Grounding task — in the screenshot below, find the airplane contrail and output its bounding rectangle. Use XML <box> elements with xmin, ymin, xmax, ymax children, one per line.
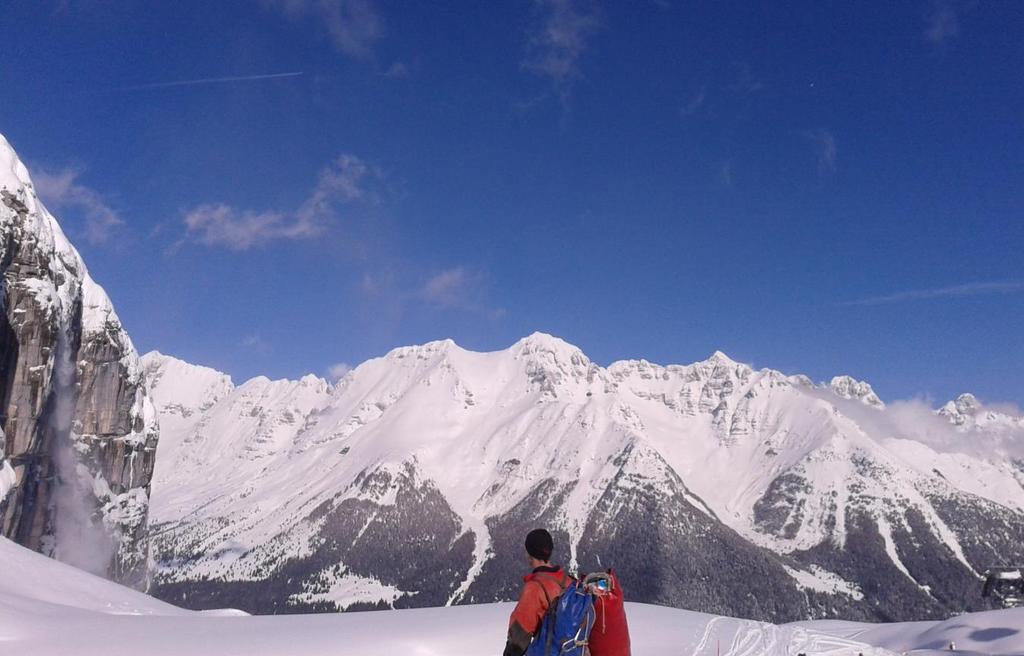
<box><xmin>118</xmin><ymin>71</ymin><xmax>304</xmax><ymax>91</ymax></box>
<box><xmin>839</xmin><ymin>280</ymin><xmax>1024</xmax><ymax>306</ymax></box>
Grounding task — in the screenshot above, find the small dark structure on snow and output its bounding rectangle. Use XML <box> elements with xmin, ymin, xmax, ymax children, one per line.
<box><xmin>982</xmin><ymin>567</ymin><xmax>1024</xmax><ymax>608</ymax></box>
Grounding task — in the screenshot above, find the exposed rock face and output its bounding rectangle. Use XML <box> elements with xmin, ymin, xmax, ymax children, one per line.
<box><xmin>0</xmin><ymin>134</ymin><xmax>158</xmax><ymax>585</ymax></box>
<box><xmin>143</xmin><ymin>336</ymin><xmax>1024</xmax><ymax>622</ymax></box>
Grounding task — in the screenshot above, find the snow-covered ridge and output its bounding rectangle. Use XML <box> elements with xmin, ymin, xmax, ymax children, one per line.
<box><xmin>158</xmin><ymin>330</ymin><xmax>1002</xmax><ymax>417</ymax></box>
<box><xmin>158</xmin><ymin>332</ymin><xmax>1018</xmax><ymax>439</ymax></box>
<box><xmin>144</xmin><ymin>333</ymin><xmax>1024</xmax><ymax>620</ymax></box>
<box><xmin>0</xmin><ymin>134</ymin><xmax>141</xmax><ymax>383</ymax></box>
<box><xmin>0</xmin><ymin>134</ymin><xmax>33</xmax><ymax>190</ymax></box>
<box><xmin>141</xmin><ymin>351</ymin><xmax>236</xmax><ymax>415</ymax></box>
<box><xmin>940</xmin><ymin>392</ymin><xmax>1024</xmax><ymax>432</ymax></box>
<box><xmin>1</xmin><ymin>135</ymin><xmax>117</xmax><ymax>334</ymax></box>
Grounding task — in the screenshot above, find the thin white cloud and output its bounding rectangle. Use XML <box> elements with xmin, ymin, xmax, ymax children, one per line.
<box><xmin>294</xmin><ymin>154</ymin><xmax>373</xmax><ymax>228</ymax></box>
<box><xmin>719</xmin><ymin>160</ymin><xmax>734</xmax><ymax>187</ymax></box>
<box><xmin>728</xmin><ymin>63</ymin><xmax>763</xmax><ymax>94</ymax></box>
<box><xmin>813</xmin><ymin>391</ymin><xmax>1024</xmax><ymax>461</ymax></box>
<box><xmin>840</xmin><ymin>281</ymin><xmax>1024</xmax><ymax>307</ymax></box>
<box><xmin>32</xmin><ymin>167</ymin><xmax>124</xmax><ymax>244</ymax></box>
<box><xmin>359</xmin><ymin>270</ymin><xmax>394</xmax><ymax>298</ymax></box>
<box><xmin>241</xmin><ymin>333</ymin><xmax>271</xmax><ymax>353</ymax></box>
<box><xmin>512</xmin><ymin>93</ymin><xmax>549</xmax><ymax>114</ymax></box>
<box><xmin>421</xmin><ymin>267</ymin><xmax>471</xmax><ymax>309</ymax></box>
<box><xmin>183</xmin><ymin>154</ymin><xmax>377</xmax><ymax>251</ymax></box>
<box><xmin>183</xmin><ymin>205</ymin><xmax>290</xmax><ymax>250</ymax></box>
<box><xmin>327</xmin><ymin>362</ymin><xmax>353</xmax><ymax>381</ymax></box>
<box><xmin>680</xmin><ymin>87</ymin><xmax>707</xmax><ymax>118</ymax></box>
<box><xmin>265</xmin><ymin>0</ymin><xmax>383</xmax><ymax>59</ymax></box>
<box><xmin>118</xmin><ymin>71</ymin><xmax>303</xmax><ymax>91</ymax></box>
<box><xmin>523</xmin><ymin>0</ymin><xmax>602</xmax><ymax>105</ymax></box>
<box><xmin>418</xmin><ymin>266</ymin><xmax>505</xmax><ymax>319</ymax></box>
<box><xmin>925</xmin><ymin>1</ymin><xmax>958</xmax><ymax>44</ymax></box>
<box><xmin>383</xmin><ymin>62</ymin><xmax>410</xmax><ymax>79</ymax></box>
<box><xmin>803</xmin><ymin>129</ymin><xmax>837</xmax><ymax>176</ymax></box>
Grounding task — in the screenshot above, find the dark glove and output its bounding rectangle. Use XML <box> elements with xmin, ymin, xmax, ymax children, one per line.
<box><xmin>502</xmin><ymin>639</ymin><xmax>526</xmax><ymax>656</ymax></box>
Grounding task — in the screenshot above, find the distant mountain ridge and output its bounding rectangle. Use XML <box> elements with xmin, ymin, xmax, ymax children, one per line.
<box><xmin>143</xmin><ymin>336</ymin><xmax>1024</xmax><ymax>621</ymax></box>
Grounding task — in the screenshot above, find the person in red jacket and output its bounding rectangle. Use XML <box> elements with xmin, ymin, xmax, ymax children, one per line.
<box><xmin>502</xmin><ymin>528</ymin><xmax>572</xmax><ymax>656</ymax></box>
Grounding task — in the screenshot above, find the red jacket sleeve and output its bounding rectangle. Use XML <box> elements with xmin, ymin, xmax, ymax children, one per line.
<box><xmin>507</xmin><ymin>580</ymin><xmax>548</xmax><ymax>650</ymax></box>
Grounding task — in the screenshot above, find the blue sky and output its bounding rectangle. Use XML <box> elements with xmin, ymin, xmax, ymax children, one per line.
<box><xmin>2</xmin><ymin>1</ymin><xmax>1022</xmax><ymax>404</ymax></box>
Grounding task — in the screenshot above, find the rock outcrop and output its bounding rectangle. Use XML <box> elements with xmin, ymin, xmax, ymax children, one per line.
<box><xmin>830</xmin><ymin>375</ymin><xmax>885</xmax><ymax>409</ymax></box>
<box><xmin>0</xmin><ymin>134</ymin><xmax>158</xmax><ymax>585</ymax></box>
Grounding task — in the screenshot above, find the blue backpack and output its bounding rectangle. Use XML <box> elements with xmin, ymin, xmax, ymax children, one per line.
<box><xmin>526</xmin><ymin>576</ymin><xmax>596</xmax><ymax>656</ymax></box>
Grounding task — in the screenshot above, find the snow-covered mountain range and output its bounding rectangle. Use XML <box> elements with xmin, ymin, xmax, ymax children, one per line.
<box><xmin>143</xmin><ymin>338</ymin><xmax>1024</xmax><ymax>622</ymax></box>
<box><xmin>0</xmin><ymin>134</ymin><xmax>158</xmax><ymax>584</ymax></box>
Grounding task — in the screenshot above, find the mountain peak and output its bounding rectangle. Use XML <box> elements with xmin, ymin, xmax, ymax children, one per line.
<box><xmin>709</xmin><ymin>350</ymin><xmax>738</xmax><ymax>364</ymax></box>
<box><xmin>954</xmin><ymin>393</ymin><xmax>980</xmax><ymax>414</ymax></box>
<box><xmin>513</xmin><ymin>332</ymin><xmax>591</xmax><ymax>365</ymax></box>
<box><xmin>691</xmin><ymin>350</ymin><xmax>750</xmax><ymax>373</ymax></box>
<box><xmin>511</xmin><ymin>332</ymin><xmax>596</xmax><ymax>395</ymax></box>
<box><xmin>0</xmin><ymin>133</ymin><xmax>32</xmax><ymax>193</ymax></box>
<box><xmin>514</xmin><ymin>331</ymin><xmax>578</xmax><ymax>351</ymax></box>
<box><xmin>509</xmin><ymin>331</ymin><xmax>589</xmax><ymax>358</ymax></box>
<box><xmin>384</xmin><ymin>338</ymin><xmax>458</xmax><ymax>361</ymax></box>
<box><xmin>938</xmin><ymin>392</ymin><xmax>982</xmax><ymax>426</ymax></box>
<box><xmin>141</xmin><ymin>351</ymin><xmax>235</xmax><ymax>413</ymax></box>
<box><xmin>141</xmin><ymin>350</ymin><xmax>231</xmax><ymax>380</ymax></box>
<box><xmin>829</xmin><ymin>375</ymin><xmax>885</xmax><ymax>409</ymax></box>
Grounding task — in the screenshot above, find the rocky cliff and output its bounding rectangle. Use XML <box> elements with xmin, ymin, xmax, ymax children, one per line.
<box><xmin>0</xmin><ymin>134</ymin><xmax>158</xmax><ymax>585</ymax></box>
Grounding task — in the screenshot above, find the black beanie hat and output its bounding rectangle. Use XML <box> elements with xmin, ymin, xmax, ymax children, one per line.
<box><xmin>525</xmin><ymin>528</ymin><xmax>553</xmax><ymax>561</ymax></box>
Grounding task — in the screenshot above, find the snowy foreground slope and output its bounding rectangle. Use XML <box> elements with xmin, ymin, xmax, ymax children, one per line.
<box><xmin>6</xmin><ymin>537</ymin><xmax>1024</xmax><ymax>656</ymax></box>
<box><xmin>143</xmin><ymin>340</ymin><xmax>1024</xmax><ymax>622</ymax></box>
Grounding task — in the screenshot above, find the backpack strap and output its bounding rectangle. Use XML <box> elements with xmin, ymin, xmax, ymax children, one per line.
<box><xmin>528</xmin><ymin>573</ymin><xmax>571</xmax><ymax>656</ymax></box>
<box><xmin>529</xmin><ymin>572</ymin><xmax>570</xmax><ymax>607</ymax></box>
<box><xmin>532</xmin><ymin>572</ymin><xmax>570</xmax><ymax>593</ymax></box>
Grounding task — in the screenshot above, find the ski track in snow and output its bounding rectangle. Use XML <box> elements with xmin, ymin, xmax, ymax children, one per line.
<box><xmin>691</xmin><ymin>615</ymin><xmax>725</xmax><ymax>654</ymax></box>
<box><xmin>690</xmin><ymin>614</ymin><xmax>896</xmax><ymax>656</ymax></box>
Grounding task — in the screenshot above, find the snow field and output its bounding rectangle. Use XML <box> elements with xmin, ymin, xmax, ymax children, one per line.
<box><xmin>6</xmin><ymin>536</ymin><xmax>1024</xmax><ymax>656</ymax></box>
